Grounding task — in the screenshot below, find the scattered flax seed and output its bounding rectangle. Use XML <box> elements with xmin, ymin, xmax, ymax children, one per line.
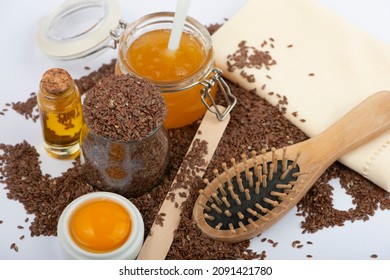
<box><xmin>306</xmin><ymin>254</ymin><xmax>313</xmax><ymax>259</ymax></box>
<box><xmin>25</xmin><ymin>217</ymin><xmax>29</xmax><ymax>223</ymax></box>
<box><xmin>266</xmin><ymin>75</ymin><xmax>272</xmax><ymax>80</ymax></box>
<box><xmin>308</xmin><ymin>73</ymin><xmax>315</xmax><ymax>76</ymax></box>
<box><xmin>287</xmin><ymin>44</ymin><xmax>294</xmax><ymax>48</ymax></box>
<box><xmin>0</xmin><ymin>220</ymin><xmax>3</xmax><ymax>224</ymax></box>
<box><xmin>307</xmin><ymin>241</ymin><xmax>313</xmax><ymax>245</ymax></box>
<box><xmin>20</xmin><ymin>235</ymin><xmax>25</xmax><ymax>240</ymax></box>
<box><xmin>300</xmin><ymin>119</ymin><xmax>306</xmax><ymax>123</ymax></box>
<box><xmin>292</xmin><ymin>240</ymin><xmax>301</xmax><ymax>248</ymax></box>
<box><xmin>272</xmin><ymin>242</ymin><xmax>278</xmax><ymax>248</ymax></box>
<box><xmin>179</xmin><ymin>192</ymin><xmax>187</xmax><ymax>198</ymax></box>
<box><xmin>166</xmin><ymin>192</ymin><xmax>175</xmax><ymax>202</ymax></box>
<box><xmin>10</xmin><ymin>243</ymin><xmax>19</xmax><ymax>252</ymax></box>
<box><xmin>227</xmin><ymin>40</ymin><xmax>277</xmax><ymax>83</ymax></box>
<box><xmin>11</xmin><ymin>94</ymin><xmax>39</xmax><ymax>122</ymax></box>
<box><xmin>297</xmin><ymin>244</ymin><xmax>304</xmax><ymax>249</ymax></box>
<box><xmin>261</xmin><ymin>238</ymin><xmax>267</xmax><ymax>242</ymax></box>
<box><xmin>17</xmin><ymin>225</ymin><xmax>24</xmax><ymax>229</ymax></box>
<box><xmin>370</xmin><ymin>254</ymin><xmax>378</xmax><ymax>259</ymax></box>
<box><xmin>292</xmin><ymin>111</ymin><xmax>298</xmax><ymax>117</ymax></box>
<box><xmin>154</xmin><ymin>212</ymin><xmax>167</xmax><ymax>227</ymax></box>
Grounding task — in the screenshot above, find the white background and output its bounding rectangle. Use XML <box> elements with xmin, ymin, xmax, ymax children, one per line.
<box><xmin>0</xmin><ymin>0</ymin><xmax>390</xmax><ymax>260</ymax></box>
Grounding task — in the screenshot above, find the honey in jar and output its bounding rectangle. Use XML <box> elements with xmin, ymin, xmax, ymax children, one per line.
<box><xmin>37</xmin><ymin>68</ymin><xmax>83</xmax><ymax>159</ymax></box>
<box><xmin>114</xmin><ymin>13</ymin><xmax>236</xmax><ymax>129</ymax></box>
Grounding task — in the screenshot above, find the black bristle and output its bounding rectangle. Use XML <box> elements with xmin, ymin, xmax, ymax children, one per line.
<box><xmin>204</xmin><ymin>159</ymin><xmax>299</xmax><ymax>230</ymax></box>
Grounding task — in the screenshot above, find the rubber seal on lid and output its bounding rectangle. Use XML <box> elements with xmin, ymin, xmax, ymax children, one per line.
<box><xmin>36</xmin><ymin>0</ymin><xmax>121</xmax><ymax>61</ymax></box>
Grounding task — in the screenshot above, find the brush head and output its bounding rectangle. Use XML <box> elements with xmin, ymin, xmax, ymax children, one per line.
<box><xmin>193</xmin><ymin>147</ymin><xmax>305</xmax><ymax>243</ymax></box>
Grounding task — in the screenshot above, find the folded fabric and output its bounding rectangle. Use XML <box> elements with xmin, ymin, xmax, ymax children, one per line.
<box><xmin>212</xmin><ymin>0</ymin><xmax>390</xmax><ymax>191</ymax></box>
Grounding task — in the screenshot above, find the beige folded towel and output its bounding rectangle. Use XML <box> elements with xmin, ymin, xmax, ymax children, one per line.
<box><xmin>212</xmin><ymin>0</ymin><xmax>390</xmax><ymax>191</ymax></box>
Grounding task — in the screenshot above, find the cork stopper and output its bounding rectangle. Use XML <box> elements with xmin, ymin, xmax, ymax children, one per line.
<box><xmin>40</xmin><ymin>68</ymin><xmax>73</xmax><ymax>96</ymax></box>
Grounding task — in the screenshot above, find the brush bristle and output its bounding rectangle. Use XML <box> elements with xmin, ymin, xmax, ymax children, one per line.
<box><xmin>200</xmin><ymin>148</ymin><xmax>301</xmax><ymax>232</ymax></box>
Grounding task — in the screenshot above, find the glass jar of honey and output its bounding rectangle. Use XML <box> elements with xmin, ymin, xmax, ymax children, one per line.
<box><xmin>111</xmin><ymin>13</ymin><xmax>237</xmax><ymax>129</ymax></box>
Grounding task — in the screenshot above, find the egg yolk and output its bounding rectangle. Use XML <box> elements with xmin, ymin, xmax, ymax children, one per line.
<box><xmin>69</xmin><ymin>199</ymin><xmax>132</xmax><ymax>253</ymax></box>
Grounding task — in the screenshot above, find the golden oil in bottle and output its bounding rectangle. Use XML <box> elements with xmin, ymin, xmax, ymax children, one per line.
<box><xmin>37</xmin><ymin>68</ymin><xmax>83</xmax><ymax>159</ymax></box>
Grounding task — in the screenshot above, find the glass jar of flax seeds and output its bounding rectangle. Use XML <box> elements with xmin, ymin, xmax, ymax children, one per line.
<box><xmin>80</xmin><ymin>74</ymin><xmax>169</xmax><ymax>198</ymax></box>
<box><xmin>37</xmin><ymin>68</ymin><xmax>83</xmax><ymax>159</ymax></box>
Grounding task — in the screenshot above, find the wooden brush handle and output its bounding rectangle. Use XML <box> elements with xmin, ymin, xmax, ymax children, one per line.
<box><xmin>312</xmin><ymin>90</ymin><xmax>390</xmax><ymax>162</ymax></box>
<box><xmin>137</xmin><ymin>106</ymin><xmax>230</xmax><ymax>260</ymax></box>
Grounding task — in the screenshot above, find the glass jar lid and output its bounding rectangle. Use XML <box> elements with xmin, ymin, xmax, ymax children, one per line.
<box><xmin>36</xmin><ymin>0</ymin><xmax>121</xmax><ymax>61</ymax></box>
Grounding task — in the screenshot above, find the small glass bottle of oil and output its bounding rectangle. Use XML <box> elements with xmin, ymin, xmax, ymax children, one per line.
<box><xmin>37</xmin><ymin>68</ymin><xmax>83</xmax><ymax>159</ymax></box>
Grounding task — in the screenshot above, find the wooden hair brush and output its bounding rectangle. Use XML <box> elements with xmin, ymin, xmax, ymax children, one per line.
<box><xmin>193</xmin><ymin>91</ymin><xmax>390</xmax><ymax>243</ymax></box>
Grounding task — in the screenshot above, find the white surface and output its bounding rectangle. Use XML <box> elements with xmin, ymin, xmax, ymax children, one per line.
<box><xmin>0</xmin><ymin>0</ymin><xmax>390</xmax><ymax>260</ymax></box>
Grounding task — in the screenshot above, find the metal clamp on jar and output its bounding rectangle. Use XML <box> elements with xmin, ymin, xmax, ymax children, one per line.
<box><xmin>36</xmin><ymin>0</ymin><xmax>236</xmax><ymax>129</ymax></box>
